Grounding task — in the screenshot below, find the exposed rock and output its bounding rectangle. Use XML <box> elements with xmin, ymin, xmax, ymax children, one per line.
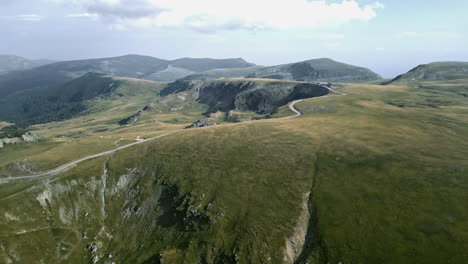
<box><xmin>22</xmin><ymin>132</ymin><xmax>39</xmax><ymax>143</ymax></box>
<box><xmin>8</xmin><ymin>160</ymin><xmax>36</xmax><ymax>175</ymax></box>
<box><xmin>0</xmin><ymin>137</ymin><xmax>22</xmax><ymax>148</ymax></box>
<box><xmin>225</xmin><ymin>111</ymin><xmax>243</xmax><ymax>123</ymax></box>
<box><xmin>161</xmin><ymin>80</ymin><xmax>330</xmax><ymax>116</ymax></box>
<box><xmin>159</xmin><ymin>80</ymin><xmax>204</xmax><ymax>96</ymax></box>
<box><xmin>118</xmin><ymin>104</ymin><xmax>159</xmax><ymax>126</ymax></box>
<box><xmin>143</xmin><ymin>104</ymin><xmax>155</xmax><ymax>111</ymax></box>
<box><xmin>0</xmin><ymin>131</ymin><xmax>39</xmax><ymax>148</ymax></box>
<box><xmin>119</xmin><ymin>110</ymin><xmax>144</xmax><ymax>125</ymax></box>
<box><xmin>284</xmin><ymin>192</ymin><xmax>311</xmax><ymax>264</ymax></box>
<box><xmin>209</xmin><ymin>111</ymin><xmax>224</xmax><ymax>119</ymax></box>
<box><xmin>185</xmin><ymin>119</ymin><xmax>215</xmax><ymax>129</ymax></box>
<box><xmin>169</xmin><ymin>106</ymin><xmax>184</xmax><ymax>112</ymax></box>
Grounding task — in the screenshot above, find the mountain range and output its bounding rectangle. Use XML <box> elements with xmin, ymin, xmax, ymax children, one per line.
<box><xmin>0</xmin><ymin>54</ymin><xmax>383</xmax><ymax>125</ymax></box>
<box><xmin>0</xmin><ymin>54</ymin><xmax>467</xmax><ymax>264</ymax></box>
<box><xmin>0</xmin><ymin>55</ymin><xmax>253</xmax><ymax>98</ymax></box>
<box><xmin>0</xmin><ymin>55</ymin><xmax>55</xmax><ymax>75</ymax></box>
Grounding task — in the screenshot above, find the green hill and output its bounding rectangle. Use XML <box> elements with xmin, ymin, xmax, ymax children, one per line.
<box><xmin>0</xmin><ymin>55</ymin><xmax>52</xmax><ymax>75</ymax></box>
<box><xmin>246</xmin><ymin>58</ymin><xmax>382</xmax><ymax>82</ymax></box>
<box><xmin>179</xmin><ymin>65</ymin><xmax>266</xmax><ymax>81</ymax></box>
<box><xmin>169</xmin><ymin>57</ymin><xmax>254</xmax><ymax>72</ymax></box>
<box><xmin>144</xmin><ymin>66</ymin><xmax>196</xmax><ymax>82</ymax></box>
<box><xmin>0</xmin><ymin>80</ymin><xmax>467</xmax><ymax>264</ymax></box>
<box><xmin>387</xmin><ymin>61</ymin><xmax>468</xmax><ymax>83</ymax></box>
<box><xmin>0</xmin><ymin>55</ymin><xmax>168</xmax><ymax>98</ymax></box>
<box><xmin>0</xmin><ymin>73</ymin><xmax>125</xmax><ymax>125</ymax></box>
<box><xmin>0</xmin><ymin>55</ymin><xmax>256</xmax><ymax>99</ymax></box>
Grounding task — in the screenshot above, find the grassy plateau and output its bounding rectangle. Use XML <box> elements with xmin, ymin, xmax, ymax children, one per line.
<box><xmin>0</xmin><ymin>78</ymin><xmax>467</xmax><ymax>263</ymax></box>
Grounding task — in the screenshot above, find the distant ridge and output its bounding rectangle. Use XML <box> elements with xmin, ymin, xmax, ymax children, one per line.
<box><xmin>0</xmin><ymin>54</ymin><xmax>255</xmax><ymax>98</ymax></box>
<box><xmin>246</xmin><ymin>58</ymin><xmax>382</xmax><ymax>82</ymax></box>
<box><xmin>0</xmin><ymin>55</ymin><xmax>55</xmax><ymax>75</ymax></box>
<box><xmin>386</xmin><ymin>61</ymin><xmax>468</xmax><ymax>84</ymax></box>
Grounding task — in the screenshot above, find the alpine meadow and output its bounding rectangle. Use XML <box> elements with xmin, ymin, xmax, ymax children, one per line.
<box><xmin>0</xmin><ymin>0</ymin><xmax>467</xmax><ymax>264</ymax></box>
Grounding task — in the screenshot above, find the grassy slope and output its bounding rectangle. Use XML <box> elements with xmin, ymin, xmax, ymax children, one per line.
<box><xmin>389</xmin><ymin>61</ymin><xmax>468</xmax><ymax>84</ymax></box>
<box><xmin>0</xmin><ymin>79</ymin><xmax>467</xmax><ymax>263</ymax></box>
<box><xmin>0</xmin><ymin>77</ymin><xmax>207</xmax><ymax>174</ymax></box>
<box><xmin>293</xmin><ymin>81</ymin><xmax>468</xmax><ymax>263</ymax></box>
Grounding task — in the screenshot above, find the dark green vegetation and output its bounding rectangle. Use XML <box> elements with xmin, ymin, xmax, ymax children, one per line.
<box><xmin>0</xmin><ymin>126</ymin><xmax>29</xmax><ymax>138</ymax></box>
<box><xmin>0</xmin><ymin>55</ymin><xmax>253</xmax><ymax>98</ymax></box>
<box><xmin>0</xmin><ymin>55</ymin><xmax>381</xmax><ymax>126</ymax></box>
<box><xmin>0</xmin><ymin>55</ymin><xmax>55</xmax><ymax>75</ymax></box>
<box><xmin>0</xmin><ymin>62</ymin><xmax>467</xmax><ymax>264</ymax></box>
<box><xmin>161</xmin><ymin>79</ymin><xmax>329</xmax><ymax>115</ymax></box>
<box><xmin>0</xmin><ymin>73</ymin><xmax>124</xmax><ymax>125</ymax></box>
<box><xmin>246</xmin><ymin>58</ymin><xmax>381</xmax><ymax>82</ymax></box>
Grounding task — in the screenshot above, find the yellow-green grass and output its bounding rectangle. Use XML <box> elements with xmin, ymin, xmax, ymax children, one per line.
<box><xmin>0</xmin><ymin>78</ymin><xmax>207</xmax><ymax>175</ymax></box>
<box><xmin>0</xmin><ymin>80</ymin><xmax>467</xmax><ymax>263</ymax></box>
<box><xmin>0</xmin><ymin>121</ymin><xmax>14</xmax><ymax>129</ymax></box>
<box><xmin>0</xmin><ymin>77</ymin><xmax>293</xmax><ymax>175</ymax></box>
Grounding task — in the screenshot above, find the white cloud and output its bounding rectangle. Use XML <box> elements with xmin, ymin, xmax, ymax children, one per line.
<box><xmin>398</xmin><ymin>31</ymin><xmax>463</xmax><ymax>39</ymax></box>
<box><xmin>56</xmin><ymin>0</ymin><xmax>384</xmax><ymax>32</ymax></box>
<box><xmin>66</xmin><ymin>13</ymin><xmax>97</xmax><ymax>18</ymax></box>
<box><xmin>17</xmin><ymin>14</ymin><xmax>44</xmax><ymax>21</ymax></box>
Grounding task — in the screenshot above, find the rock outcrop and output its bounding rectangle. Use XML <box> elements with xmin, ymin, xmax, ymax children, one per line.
<box><xmin>0</xmin><ymin>132</ymin><xmax>39</xmax><ymax>148</ymax></box>
<box><xmin>119</xmin><ymin>110</ymin><xmax>144</xmax><ymax>125</ymax></box>
<box><xmin>119</xmin><ymin>104</ymin><xmax>155</xmax><ymax>125</ymax></box>
<box><xmin>161</xmin><ymin>79</ymin><xmax>330</xmax><ymax>116</ymax></box>
<box><xmin>185</xmin><ymin>119</ymin><xmax>215</xmax><ymax>129</ymax></box>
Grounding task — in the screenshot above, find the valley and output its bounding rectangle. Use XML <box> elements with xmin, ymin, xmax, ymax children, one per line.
<box><xmin>2</xmin><ymin>0</ymin><xmax>468</xmax><ymax>262</ymax></box>
<box><xmin>0</xmin><ymin>56</ymin><xmax>467</xmax><ymax>264</ymax></box>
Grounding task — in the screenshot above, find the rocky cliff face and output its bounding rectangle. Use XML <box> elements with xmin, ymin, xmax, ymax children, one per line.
<box><xmin>0</xmin><ymin>128</ymin><xmax>316</xmax><ymax>263</ymax></box>
<box><xmin>160</xmin><ymin>80</ymin><xmax>330</xmax><ymax>116</ymax></box>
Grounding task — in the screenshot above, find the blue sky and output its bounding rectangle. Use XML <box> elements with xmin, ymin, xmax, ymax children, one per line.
<box><xmin>0</xmin><ymin>0</ymin><xmax>467</xmax><ymax>77</ymax></box>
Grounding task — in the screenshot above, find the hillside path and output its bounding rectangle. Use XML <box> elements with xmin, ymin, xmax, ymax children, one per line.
<box><xmin>6</xmin><ymin>87</ymin><xmax>345</xmax><ymax>181</ymax></box>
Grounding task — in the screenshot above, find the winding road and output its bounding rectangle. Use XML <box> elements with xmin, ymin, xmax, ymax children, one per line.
<box><xmin>6</xmin><ymin>86</ymin><xmax>345</xmax><ymax>181</ymax></box>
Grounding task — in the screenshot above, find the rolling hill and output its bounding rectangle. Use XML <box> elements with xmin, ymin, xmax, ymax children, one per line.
<box><xmin>387</xmin><ymin>61</ymin><xmax>468</xmax><ymax>83</ymax></box>
<box><xmin>143</xmin><ymin>58</ymin><xmax>256</xmax><ymax>82</ymax></box>
<box><xmin>0</xmin><ymin>78</ymin><xmax>467</xmax><ymax>264</ymax></box>
<box><xmin>0</xmin><ymin>73</ymin><xmax>126</xmax><ymax>125</ymax></box>
<box><xmin>169</xmin><ymin>57</ymin><xmax>254</xmax><ymax>72</ymax></box>
<box><xmin>0</xmin><ymin>55</ymin><xmax>55</xmax><ymax>75</ymax></box>
<box><xmin>0</xmin><ymin>56</ymin><xmax>383</xmax><ymax>126</ymax></box>
<box><xmin>0</xmin><ymin>55</ymin><xmax>168</xmax><ymax>99</ymax></box>
<box><xmin>0</xmin><ymin>55</ymin><xmax>254</xmax><ymax>99</ymax></box>
<box><xmin>246</xmin><ymin>58</ymin><xmax>381</xmax><ymax>82</ymax></box>
<box><xmin>179</xmin><ymin>65</ymin><xmax>266</xmax><ymax>81</ymax></box>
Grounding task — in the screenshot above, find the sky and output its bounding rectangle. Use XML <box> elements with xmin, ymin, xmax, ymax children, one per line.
<box><xmin>0</xmin><ymin>0</ymin><xmax>467</xmax><ymax>77</ymax></box>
